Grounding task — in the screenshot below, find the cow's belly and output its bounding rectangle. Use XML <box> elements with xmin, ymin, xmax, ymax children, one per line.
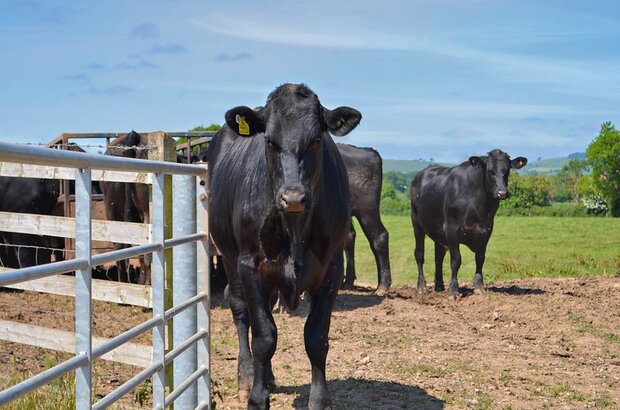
<box><xmin>458</xmin><ymin>223</ymin><xmax>491</xmax><ymax>252</ymax></box>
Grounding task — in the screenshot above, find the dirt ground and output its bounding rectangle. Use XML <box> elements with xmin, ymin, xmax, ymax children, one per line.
<box><xmin>1</xmin><ymin>275</ymin><xmax>619</xmax><ymax>409</ymax></box>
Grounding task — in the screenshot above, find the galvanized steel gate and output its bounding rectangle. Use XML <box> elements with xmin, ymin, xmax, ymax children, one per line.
<box><xmin>0</xmin><ymin>139</ymin><xmax>211</xmax><ymax>409</ymax></box>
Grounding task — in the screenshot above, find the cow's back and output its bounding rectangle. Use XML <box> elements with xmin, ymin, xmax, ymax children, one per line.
<box><xmin>337</xmin><ymin>143</ymin><xmax>382</xmax><ymax>216</ymax></box>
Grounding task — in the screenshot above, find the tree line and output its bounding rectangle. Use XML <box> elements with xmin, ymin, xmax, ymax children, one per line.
<box><xmin>381</xmin><ymin>121</ymin><xmax>620</xmax><ymax>217</ymax></box>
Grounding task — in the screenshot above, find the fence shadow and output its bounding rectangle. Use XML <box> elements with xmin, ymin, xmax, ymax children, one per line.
<box><xmin>276</xmin><ymin>378</ymin><xmax>444</xmax><ymax>409</ymax></box>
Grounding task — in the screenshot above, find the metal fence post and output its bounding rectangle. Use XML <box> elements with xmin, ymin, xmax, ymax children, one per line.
<box><xmin>152</xmin><ymin>173</ymin><xmax>166</xmax><ymax>408</ymax></box>
<box><xmin>172</xmin><ymin>174</ymin><xmax>198</xmax><ymax>407</ymax></box>
<box><xmin>196</xmin><ymin>165</ymin><xmax>211</xmax><ymax>409</ymax></box>
<box><xmin>75</xmin><ymin>166</ymin><xmax>93</xmax><ymax>409</ymax></box>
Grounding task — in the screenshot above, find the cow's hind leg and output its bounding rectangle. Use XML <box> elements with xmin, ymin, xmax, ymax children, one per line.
<box><xmin>358</xmin><ymin>211</ymin><xmax>391</xmax><ymax>295</ymax></box>
<box><xmin>238</xmin><ymin>254</ymin><xmax>277</xmax><ymax>410</ymax></box>
<box><xmin>473</xmin><ymin>242</ymin><xmax>488</xmax><ymax>294</ymax></box>
<box><xmin>412</xmin><ymin>218</ymin><xmax>426</xmax><ymax>292</ymax></box>
<box><xmin>305</xmin><ymin>253</ymin><xmax>343</xmax><ymax>410</ymax></box>
<box><xmin>224</xmin><ymin>259</ymin><xmax>254</xmax><ymax>404</ymax></box>
<box><xmin>341</xmin><ymin>223</ymin><xmax>356</xmax><ymax>290</ymax></box>
<box><xmin>434</xmin><ymin>241</ymin><xmax>446</xmax><ymax>291</ymax></box>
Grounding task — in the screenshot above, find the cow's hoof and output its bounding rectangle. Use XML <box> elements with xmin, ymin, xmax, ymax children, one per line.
<box><xmin>449</xmin><ymin>292</ymin><xmax>461</xmax><ymax>301</ymax></box>
<box><xmin>341</xmin><ymin>281</ymin><xmax>355</xmax><ymax>290</ymax></box>
<box><xmin>473</xmin><ymin>287</ymin><xmax>485</xmax><ymax>295</ymax></box>
<box><xmin>375</xmin><ymin>287</ymin><xmax>388</xmax><ymax>297</ymax></box>
<box><xmin>308</xmin><ymin>398</ymin><xmax>332</xmax><ymax>410</ymax></box>
<box><xmin>417</xmin><ymin>286</ymin><xmax>428</xmax><ymax>294</ymax></box>
<box><xmin>238</xmin><ymin>389</ymin><xmax>249</xmax><ymax>404</ymax></box>
<box><xmin>434</xmin><ymin>284</ymin><xmax>445</xmax><ymax>292</ymax></box>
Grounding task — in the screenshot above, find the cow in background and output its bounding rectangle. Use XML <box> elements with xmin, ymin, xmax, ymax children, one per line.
<box><xmin>338</xmin><ymin>143</ymin><xmax>391</xmax><ymax>294</ymax></box>
<box><xmin>0</xmin><ymin>177</ymin><xmax>59</xmax><ymax>268</ymax></box>
<box><xmin>410</xmin><ymin>149</ymin><xmax>527</xmax><ymax>299</ymax></box>
<box><xmin>0</xmin><ymin>143</ymin><xmax>89</xmax><ymax>268</ymax></box>
<box><xmin>100</xmin><ymin>131</ymin><xmax>150</xmax><ymax>284</ymax></box>
<box><xmin>210</xmin><ymin>83</ymin><xmax>361</xmax><ymax>408</ymax></box>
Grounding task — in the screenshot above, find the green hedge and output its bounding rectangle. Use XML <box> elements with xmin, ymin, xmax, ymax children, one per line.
<box><xmin>379</xmin><ymin>198</ymin><xmax>601</xmax><ymax>218</ymax></box>
<box><xmin>496</xmin><ymin>202</ymin><xmax>596</xmax><ymax>217</ymax></box>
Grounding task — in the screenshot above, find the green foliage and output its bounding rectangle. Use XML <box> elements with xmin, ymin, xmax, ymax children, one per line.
<box><xmin>191</xmin><ymin>124</ymin><xmax>222</xmax><ymax>132</ymax></box>
<box><xmin>381</xmin><ymin>182</ymin><xmax>397</xmax><ymax>200</ymax></box>
<box><xmin>497</xmin><ymin>202</ymin><xmax>592</xmax><ymax>217</ymax></box>
<box><xmin>3</xmin><ymin>355</ymin><xmax>81</xmax><ymax>409</ymax></box>
<box><xmin>383</xmin><ymin>171</ymin><xmax>414</xmax><ymax>192</ymax></box>
<box><xmin>380</xmin><ymin>181</ymin><xmax>410</xmax><ymax>215</ymax></box>
<box><xmin>586</xmin><ymin>121</ymin><xmax>620</xmax><ymax>216</ymax></box>
<box><xmin>550</xmin><ymin>159</ymin><xmax>588</xmax><ymax>202</ymax></box>
<box><xmin>503</xmin><ymin>174</ymin><xmax>552</xmax><ymax>209</ymax></box>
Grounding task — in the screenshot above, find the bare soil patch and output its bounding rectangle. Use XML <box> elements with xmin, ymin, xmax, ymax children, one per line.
<box><xmin>1</xmin><ymin>276</ymin><xmax>619</xmax><ymax>409</ymax></box>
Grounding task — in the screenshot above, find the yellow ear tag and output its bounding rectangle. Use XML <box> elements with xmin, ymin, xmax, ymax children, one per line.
<box><xmin>236</xmin><ymin>114</ymin><xmax>250</xmax><ymax>136</ymax></box>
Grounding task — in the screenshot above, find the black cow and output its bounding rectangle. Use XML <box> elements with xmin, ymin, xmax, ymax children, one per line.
<box><xmin>100</xmin><ymin>131</ymin><xmax>151</xmax><ymax>284</ymax></box>
<box><xmin>338</xmin><ymin>143</ymin><xmax>391</xmax><ymax>294</ymax></box>
<box><xmin>204</xmin><ymin>134</ymin><xmax>392</xmax><ymax>295</ymax></box>
<box><xmin>210</xmin><ymin>83</ymin><xmax>361</xmax><ymax>409</ymax></box>
<box><xmin>0</xmin><ymin>177</ymin><xmax>59</xmax><ymax>268</ymax></box>
<box><xmin>0</xmin><ymin>143</ymin><xmax>89</xmax><ymax>269</ymax></box>
<box><xmin>410</xmin><ymin>149</ymin><xmax>527</xmax><ymax>299</ymax></box>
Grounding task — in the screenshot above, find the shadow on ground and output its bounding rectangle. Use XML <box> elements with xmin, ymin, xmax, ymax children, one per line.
<box><xmin>487</xmin><ymin>285</ymin><xmax>545</xmax><ymax>295</ymax></box>
<box><xmin>275</xmin><ymin>378</ymin><xmax>444</xmax><ymax>409</ymax></box>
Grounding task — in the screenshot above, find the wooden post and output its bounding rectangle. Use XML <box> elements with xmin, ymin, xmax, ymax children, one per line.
<box><xmin>148</xmin><ymin>131</ymin><xmax>176</xmax><ymax>398</ymax></box>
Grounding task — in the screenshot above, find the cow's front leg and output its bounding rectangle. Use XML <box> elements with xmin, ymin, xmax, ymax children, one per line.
<box><xmin>238</xmin><ymin>254</ymin><xmax>277</xmax><ymax>410</ymax></box>
<box><xmin>305</xmin><ymin>253</ymin><xmax>342</xmax><ymax>410</ymax></box>
<box><xmin>448</xmin><ymin>244</ymin><xmax>462</xmax><ymax>300</ymax></box>
<box><xmin>473</xmin><ymin>242</ymin><xmax>488</xmax><ymax>294</ymax></box>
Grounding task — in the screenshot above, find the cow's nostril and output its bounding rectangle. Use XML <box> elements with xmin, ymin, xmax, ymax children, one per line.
<box><xmin>279</xmin><ymin>190</ymin><xmax>306</xmax><ymax>213</ymax></box>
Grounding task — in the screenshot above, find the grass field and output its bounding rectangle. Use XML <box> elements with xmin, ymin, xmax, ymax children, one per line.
<box><xmin>353</xmin><ymin>215</ymin><xmax>620</xmax><ymax>287</ymax></box>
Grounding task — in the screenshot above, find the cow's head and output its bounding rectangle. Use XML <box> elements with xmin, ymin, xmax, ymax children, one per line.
<box><xmin>225</xmin><ymin>83</ymin><xmax>361</xmax><ymax>214</ymax></box>
<box><xmin>469</xmin><ymin>149</ymin><xmax>527</xmax><ymax>200</ymax></box>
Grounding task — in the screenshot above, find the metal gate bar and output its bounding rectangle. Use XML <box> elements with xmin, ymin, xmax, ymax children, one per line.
<box><xmin>0</xmin><ymin>141</ymin><xmax>211</xmax><ymax>409</ymax></box>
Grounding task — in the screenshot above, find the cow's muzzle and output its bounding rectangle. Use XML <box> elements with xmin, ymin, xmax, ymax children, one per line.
<box><xmin>278</xmin><ymin>189</ymin><xmax>307</xmax><ymax>213</ymax></box>
<box><xmin>496</xmin><ymin>190</ymin><xmax>509</xmax><ymax>200</ymax></box>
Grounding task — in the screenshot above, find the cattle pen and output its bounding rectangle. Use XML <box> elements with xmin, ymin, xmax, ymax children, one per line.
<box><xmin>0</xmin><ymin>135</ymin><xmax>212</xmax><ymax>409</ymax></box>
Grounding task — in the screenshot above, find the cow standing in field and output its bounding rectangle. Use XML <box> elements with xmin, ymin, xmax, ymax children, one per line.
<box><xmin>204</xmin><ymin>133</ymin><xmax>391</xmax><ymax>295</ymax></box>
<box><xmin>410</xmin><ymin>149</ymin><xmax>527</xmax><ymax>299</ymax></box>
<box><xmin>337</xmin><ymin>143</ymin><xmax>391</xmax><ymax>294</ymax></box>
<box><xmin>210</xmin><ymin>83</ymin><xmax>361</xmax><ymax>409</ymax></box>
<box><xmin>100</xmin><ymin>131</ymin><xmax>150</xmax><ymax>284</ymax></box>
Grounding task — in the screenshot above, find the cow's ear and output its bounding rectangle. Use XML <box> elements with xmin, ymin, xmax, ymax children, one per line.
<box><xmin>469</xmin><ymin>156</ymin><xmax>486</xmax><ymax>168</ymax></box>
<box><xmin>225</xmin><ymin>106</ymin><xmax>265</xmax><ymax>137</ymax></box>
<box><xmin>511</xmin><ymin>157</ymin><xmax>527</xmax><ymax>169</ymax></box>
<box><xmin>324</xmin><ymin>106</ymin><xmax>362</xmax><ymax>136</ymax></box>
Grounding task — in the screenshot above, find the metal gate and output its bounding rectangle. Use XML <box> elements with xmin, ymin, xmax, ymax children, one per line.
<box><xmin>0</xmin><ymin>137</ymin><xmax>211</xmax><ymax>409</ymax></box>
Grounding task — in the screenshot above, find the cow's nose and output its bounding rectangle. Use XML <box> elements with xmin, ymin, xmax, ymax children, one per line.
<box><xmin>497</xmin><ymin>190</ymin><xmax>508</xmax><ymax>200</ymax></box>
<box><xmin>279</xmin><ymin>189</ymin><xmax>306</xmax><ymax>213</ymax></box>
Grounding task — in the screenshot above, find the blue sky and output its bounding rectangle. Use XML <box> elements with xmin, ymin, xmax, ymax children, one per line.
<box><xmin>1</xmin><ymin>0</ymin><xmax>619</xmax><ymax>163</ymax></box>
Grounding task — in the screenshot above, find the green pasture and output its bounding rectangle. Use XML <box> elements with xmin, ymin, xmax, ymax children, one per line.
<box><xmin>352</xmin><ymin>215</ymin><xmax>620</xmax><ymax>287</ymax></box>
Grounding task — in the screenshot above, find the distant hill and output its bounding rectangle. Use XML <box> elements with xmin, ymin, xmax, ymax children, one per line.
<box><xmin>383</xmin><ymin>159</ymin><xmax>454</xmax><ymax>174</ymax></box>
<box><xmin>383</xmin><ymin>154</ymin><xmax>582</xmax><ymax>175</ymax></box>
<box><xmin>521</xmin><ymin>157</ymin><xmax>570</xmax><ymax>174</ymax></box>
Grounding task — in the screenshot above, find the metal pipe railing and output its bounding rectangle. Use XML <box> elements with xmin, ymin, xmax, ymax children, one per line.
<box><xmin>92</xmin><ymin>316</ymin><xmax>161</xmax><ymax>361</ymax></box>
<box><xmin>164</xmin><ymin>366</ymin><xmax>209</xmax><ymax>409</ymax></box>
<box><xmin>0</xmin><ymin>354</ymin><xmax>88</xmax><ymax>406</ymax></box>
<box><xmin>92</xmin><ymin>362</ymin><xmax>163</xmax><ymax>410</ymax></box>
<box><xmin>0</xmin><ymin>258</ymin><xmax>89</xmax><ymax>287</ymax></box>
<box><xmin>0</xmin><ymin>141</ymin><xmax>211</xmax><ymax>409</ymax></box>
<box><xmin>0</xmin><ymin>141</ymin><xmax>205</xmax><ymax>176</ymax></box>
